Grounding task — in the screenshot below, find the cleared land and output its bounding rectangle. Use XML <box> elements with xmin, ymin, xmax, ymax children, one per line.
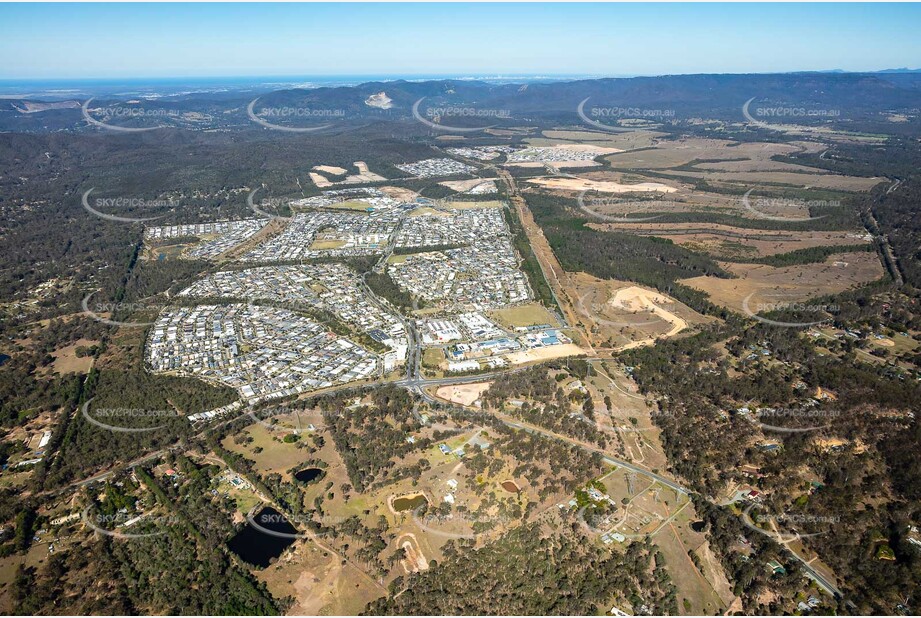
<box><xmin>50</xmin><ymin>339</ymin><xmax>97</xmax><ymax>375</ymax></box>
<box><xmin>309</xmin><ymin>161</ymin><xmax>386</xmax><ymax>188</ymax></box>
<box><xmin>593</xmin><ymin>224</ymin><xmax>874</xmax><ymax>259</ymax></box>
<box><xmin>434</xmin><ymin>382</ymin><xmax>493</xmax><ymax>407</ymax></box>
<box><xmin>526</xmin><ymin>176</ymin><xmax>678</xmax><ymax>194</ymax></box>
<box><xmin>570</xmin><ymin>273</ymin><xmax>710</xmax><ymax>352</ymax></box>
<box><xmin>681</xmin><ymin>251</ymin><xmax>885</xmax><ymax>314</ymax></box>
<box><xmin>489</xmin><ymin>302</ymin><xmax>560</xmax><ymax>329</ymax></box>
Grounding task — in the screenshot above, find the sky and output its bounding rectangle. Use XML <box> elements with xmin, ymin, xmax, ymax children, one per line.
<box><xmin>1</xmin><ymin>3</ymin><xmax>919</xmax><ymax>80</ymax></box>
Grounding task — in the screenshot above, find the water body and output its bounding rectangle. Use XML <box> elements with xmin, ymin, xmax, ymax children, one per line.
<box><xmin>501</xmin><ymin>480</ymin><xmax>521</xmax><ymax>493</ymax></box>
<box><xmin>227</xmin><ymin>506</ymin><xmax>296</xmax><ymax>568</ymax></box>
<box><xmin>392</xmin><ymin>494</ymin><xmax>428</xmax><ymax>512</ymax></box>
<box><xmin>690</xmin><ymin>520</ymin><xmax>706</xmax><ymax>533</ymax></box>
<box><xmin>0</xmin><ymin>353</ymin><xmax>10</xmax><ymax>367</ymax></box>
<box><xmin>294</xmin><ymin>467</ymin><xmax>323</xmax><ymax>484</ymax></box>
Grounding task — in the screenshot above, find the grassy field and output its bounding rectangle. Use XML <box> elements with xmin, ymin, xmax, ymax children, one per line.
<box><xmin>489</xmin><ymin>302</ymin><xmax>560</xmax><ymax>328</ymax></box>
<box><xmin>309</xmin><ymin>239</ymin><xmax>349</xmax><ymax>250</ymax></box>
<box><xmin>422</xmin><ymin>347</ymin><xmax>445</xmax><ymax>368</ymax></box>
<box><xmin>221</xmin><ymin>420</ymin><xmax>313</xmax><ymax>477</ymax></box>
<box><xmin>325</xmin><ymin>200</ymin><xmax>375</xmax><ymax>211</ymax></box>
<box><xmin>440</xmin><ymin>199</ymin><xmax>505</xmax><ymax>210</ymax></box>
<box><xmin>256</xmin><ymin>540</ymin><xmax>383</xmax><ymax>615</ymax></box>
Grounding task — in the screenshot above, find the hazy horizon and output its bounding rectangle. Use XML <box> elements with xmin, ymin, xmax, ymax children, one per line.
<box><xmin>1</xmin><ymin>3</ymin><xmax>920</xmax><ymax>80</ymax></box>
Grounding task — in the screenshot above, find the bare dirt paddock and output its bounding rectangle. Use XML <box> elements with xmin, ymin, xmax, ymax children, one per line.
<box><xmin>656</xmin><ymin>169</ymin><xmax>883</xmax><ymax>192</ymax></box>
<box><xmin>435</xmin><ymin>382</ymin><xmax>493</xmax><ymax>407</ymax></box>
<box><xmin>591</xmin><ymin>222</ymin><xmax>874</xmax><ymax>258</ymax></box>
<box><xmin>525</xmin><ymin>176</ymin><xmax>678</xmax><ymax>194</ymax></box>
<box><xmin>681</xmin><ymin>251</ymin><xmax>885</xmax><ymax>314</ymax></box>
<box><xmin>569</xmin><ymin>272</ymin><xmax>712</xmax><ymax>351</ymax></box>
<box><xmin>505</xmin><ymin>343</ymin><xmax>587</xmax><ymax>365</ymax></box>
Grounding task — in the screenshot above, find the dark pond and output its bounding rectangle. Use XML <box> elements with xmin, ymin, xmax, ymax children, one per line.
<box><xmin>294</xmin><ymin>467</ymin><xmax>323</xmax><ymax>484</ymax></box>
<box><xmin>690</xmin><ymin>520</ymin><xmax>706</xmax><ymax>532</ymax></box>
<box><xmin>227</xmin><ymin>506</ymin><xmax>296</xmax><ymax>567</ymax></box>
<box><xmin>0</xmin><ymin>353</ymin><xmax>9</xmax><ymax>367</ymax></box>
<box><xmin>392</xmin><ymin>494</ymin><xmax>428</xmax><ymax>512</ymax></box>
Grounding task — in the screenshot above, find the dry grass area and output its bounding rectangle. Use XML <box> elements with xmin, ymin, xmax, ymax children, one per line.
<box><xmin>605</xmin><ymin>138</ymin><xmax>807</xmax><ymax>170</ymax></box>
<box><xmin>309</xmin><ymin>239</ymin><xmax>349</xmax><ymax>250</ymax></box>
<box><xmin>534</xmin><ymin>129</ymin><xmax>666</xmax><ymax>149</ymax></box>
<box><xmin>489</xmin><ymin>302</ymin><xmax>560</xmax><ymax>328</ymax></box>
<box><xmin>257</xmin><ymin>540</ymin><xmax>383</xmax><ymax>616</ymax></box>
<box><xmin>379</xmin><ymin>185</ymin><xmax>418</xmax><ymax>201</ymax></box>
<box><xmin>526</xmin><ymin>175</ymin><xmax>678</xmax><ymax>194</ymax></box>
<box><xmin>434</xmin><ymin>382</ymin><xmax>493</xmax><ymax>407</ymax></box>
<box><xmin>221</xmin><ymin>415</ymin><xmax>320</xmax><ymax>477</ymax></box>
<box><xmin>50</xmin><ymin>339</ymin><xmax>97</xmax><ymax>375</ymax></box>
<box><xmin>438</xmin><ymin>199</ymin><xmax>504</xmax><ymax>210</ymax></box>
<box><xmin>602</xmin><ymin>136</ymin><xmax>882</xmax><ymax>192</ymax></box>
<box><xmin>505</xmin><ymin>342</ymin><xmax>586</xmax><ymax>365</ymax></box>
<box><xmin>681</xmin><ymin>251</ymin><xmax>886</xmax><ymax>313</ymax></box>
<box><xmin>657</xmin><ymin>168</ymin><xmax>884</xmax><ymax>192</ymax></box>
<box><xmin>596</xmin><ymin>223</ymin><xmax>874</xmax><ymax>259</ymax></box>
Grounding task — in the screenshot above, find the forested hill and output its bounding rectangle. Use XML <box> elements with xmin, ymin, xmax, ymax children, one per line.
<box><xmin>4</xmin><ymin>71</ymin><xmax>921</xmax><ymax>132</ymax></box>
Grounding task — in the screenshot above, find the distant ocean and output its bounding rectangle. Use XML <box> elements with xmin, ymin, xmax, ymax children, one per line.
<box><xmin>0</xmin><ymin>74</ymin><xmax>592</xmax><ymax>100</ymax></box>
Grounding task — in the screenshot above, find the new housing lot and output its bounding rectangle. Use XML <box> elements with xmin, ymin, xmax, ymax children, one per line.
<box><xmin>140</xmin><ymin>187</ymin><xmax>577</xmax><ymax>403</ymax></box>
